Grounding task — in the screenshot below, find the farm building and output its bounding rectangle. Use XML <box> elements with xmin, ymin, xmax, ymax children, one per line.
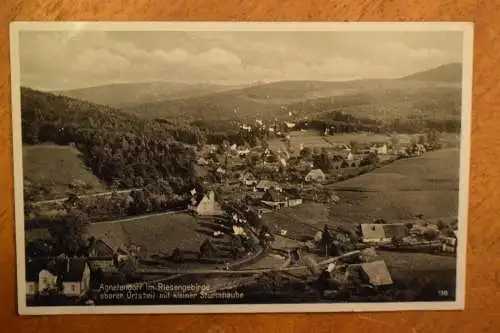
<box><xmin>87</xmin><ymin>238</ymin><xmax>128</xmax><ymax>272</ymax></box>
<box><xmin>360</xmin><ymin>223</ymin><xmax>408</xmax><ymax>244</ymax></box>
<box><xmin>347</xmin><ymin>260</ymin><xmax>393</xmax><ymax>286</ymax></box>
<box><xmin>261</xmin><ymin>189</ymin><xmax>303</xmax><ymax>210</ymax></box>
<box><xmin>60</xmin><ymin>259</ymin><xmax>91</xmax><ymax>298</ymax></box>
<box><xmin>343</xmin><ymin>151</ymin><xmax>354</xmax><ymax>161</ymax></box>
<box><xmin>256</xmin><ymin>180</ymin><xmax>280</xmax><ymax>192</ymax></box>
<box><xmin>188</xmin><ymin>190</ymin><xmax>222</xmax><ymax>216</ymax></box>
<box><xmin>305</xmin><ymin>169</ymin><xmax>326</xmax><ymax>183</ymax></box>
<box><xmin>25</xmin><ymin>257</ymin><xmax>91</xmax><ymax>300</ymax></box>
<box><xmin>239</xmin><ymin>171</ymin><xmax>258</xmax><ymax>186</ymax></box>
<box><xmin>237</xmin><ymin>148</ymin><xmax>251</xmax><ymax>157</ymax></box>
<box><xmin>197</xmin><ymin>157</ymin><xmax>208</xmax><ymax>166</ymax></box>
<box><xmin>370</xmin><ymin>143</ymin><xmax>389</xmax><ymax>155</ymax></box>
<box><xmin>216</xmin><ymin>167</ymin><xmax>226</xmax><ymax>175</ymax></box>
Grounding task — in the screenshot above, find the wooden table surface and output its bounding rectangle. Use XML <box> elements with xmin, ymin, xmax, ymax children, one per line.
<box><xmin>1</xmin><ymin>1</ymin><xmax>499</xmax><ymax>332</ymax></box>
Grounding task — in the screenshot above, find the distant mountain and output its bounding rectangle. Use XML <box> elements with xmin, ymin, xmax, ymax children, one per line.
<box><xmin>400</xmin><ymin>63</ymin><xmax>462</xmax><ymax>82</ymax></box>
<box><xmin>123</xmin><ymin>78</ymin><xmax>461</xmax><ymax>122</ymax></box>
<box><xmin>52</xmin><ymin>64</ymin><xmax>463</xmax><ymax>122</ymax></box>
<box><xmin>53</xmin><ymin>81</ymin><xmax>239</xmax><ymax>108</ymax></box>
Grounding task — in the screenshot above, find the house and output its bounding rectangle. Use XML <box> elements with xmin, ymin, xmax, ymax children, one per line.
<box><xmin>347</xmin><ymin>260</ymin><xmax>393</xmax><ymax>286</ymax></box>
<box><xmin>88</xmin><ymin>238</ymin><xmax>120</xmax><ymax>272</ymax></box>
<box><xmin>240</xmin><ymin>124</ymin><xmax>252</xmax><ymax>132</ymax></box>
<box><xmin>239</xmin><ymin>171</ymin><xmax>258</xmax><ymax>186</ymax></box>
<box><xmin>284</xmin><ymin>188</ymin><xmax>303</xmax><ymax>207</ymax></box>
<box><xmin>197</xmin><ymin>157</ymin><xmax>208</xmax><ymax>166</ymax></box>
<box><xmin>371</xmin><ymin>143</ymin><xmax>388</xmax><ymax>155</ymax></box>
<box><xmin>261</xmin><ymin>189</ymin><xmax>303</xmax><ymax>210</ymax></box>
<box><xmin>360</xmin><ymin>223</ymin><xmax>408</xmax><ymax>244</ymax></box>
<box><xmin>26</xmin><ymin>258</ymin><xmax>51</xmax><ymax>300</ymax></box>
<box><xmin>26</xmin><ymin>257</ymin><xmax>91</xmax><ymax>300</ymax></box>
<box><xmin>336</xmin><ymin>144</ymin><xmax>352</xmax><ymax>152</ymax></box>
<box><xmin>305</xmin><ymin>169</ymin><xmax>326</xmax><ymax>183</ymax></box>
<box><xmin>414</xmin><ymin>143</ymin><xmax>426</xmax><ymax>156</ymax></box>
<box><xmin>188</xmin><ymin>190</ymin><xmax>221</xmax><ymax>216</ymax></box>
<box><xmin>256</xmin><ymin>180</ymin><xmax>280</xmax><ymax>192</ymax></box>
<box><xmin>237</xmin><ymin>148</ymin><xmax>250</xmax><ymax>157</ymax></box>
<box><xmin>341</xmin><ymin>151</ymin><xmax>354</xmax><ymax>161</ymax></box>
<box><xmin>60</xmin><ymin>259</ymin><xmax>91</xmax><ymax>298</ymax></box>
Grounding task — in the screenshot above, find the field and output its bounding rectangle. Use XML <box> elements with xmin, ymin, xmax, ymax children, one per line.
<box><xmin>263</xmin><ymin>149</ymin><xmax>460</xmax><ymax>229</ymax></box>
<box><xmin>86</xmin><ymin>213</ymin><xmax>231</xmax><ymax>260</ymax></box>
<box><xmin>268</xmin><ymin>130</ymin><xmax>392</xmax><ymax>152</ymax></box>
<box><xmin>327</xmin><ymin>147</ymin><xmax>460</xmax><ymax>223</ymax></box>
<box><xmin>23</xmin><ymin>144</ymin><xmax>106</xmax><ymax>199</ymax></box>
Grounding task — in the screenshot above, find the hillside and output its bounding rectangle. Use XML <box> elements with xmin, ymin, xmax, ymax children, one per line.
<box><xmin>53</xmin><ymin>81</ymin><xmax>240</xmax><ymax>108</ymax></box>
<box><xmin>328</xmin><ymin>148</ymin><xmax>460</xmax><ymax>222</ymax></box>
<box><xmin>20</xmin><ymin>87</ymin><xmax>198</xmax><ymax>196</ymax></box>
<box><xmin>400</xmin><ymin>63</ymin><xmax>462</xmax><ymax>82</ymax></box>
<box><xmin>23</xmin><ymin>144</ymin><xmax>106</xmax><ymax>200</ymax></box>
<box><xmin>123</xmin><ymin>80</ymin><xmax>462</xmax><ymax>122</ymax></box>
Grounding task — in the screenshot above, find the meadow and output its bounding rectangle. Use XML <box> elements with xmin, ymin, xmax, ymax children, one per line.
<box><xmin>327</xmin><ymin>147</ymin><xmax>460</xmax><ymax>223</ymax></box>
<box><xmin>86</xmin><ymin>213</ymin><xmax>232</xmax><ymax>261</ymax></box>
<box><xmin>23</xmin><ymin>144</ymin><xmax>106</xmax><ymax>200</ymax></box>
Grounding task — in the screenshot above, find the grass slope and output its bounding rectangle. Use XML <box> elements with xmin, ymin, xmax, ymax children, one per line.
<box><xmin>87</xmin><ymin>213</ymin><xmax>228</xmax><ymax>259</ymax></box>
<box><xmin>328</xmin><ymin>148</ymin><xmax>460</xmax><ymax>222</ymax></box>
<box><xmin>23</xmin><ymin>144</ymin><xmax>106</xmax><ymax>199</ymax></box>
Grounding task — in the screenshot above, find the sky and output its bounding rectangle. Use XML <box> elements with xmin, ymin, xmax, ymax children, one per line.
<box><xmin>18</xmin><ymin>29</ymin><xmax>464</xmax><ymax>91</ymax></box>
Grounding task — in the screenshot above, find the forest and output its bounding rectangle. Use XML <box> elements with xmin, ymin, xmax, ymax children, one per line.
<box><xmin>21</xmin><ymin>87</ymin><xmax>198</xmax><ymax>193</ymax></box>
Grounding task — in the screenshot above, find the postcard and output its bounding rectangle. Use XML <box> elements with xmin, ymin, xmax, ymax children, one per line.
<box><xmin>9</xmin><ymin>21</ymin><xmax>473</xmax><ymax>315</ymax></box>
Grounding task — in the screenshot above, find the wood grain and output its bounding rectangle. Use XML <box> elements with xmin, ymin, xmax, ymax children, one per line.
<box><xmin>1</xmin><ymin>0</ymin><xmax>499</xmax><ymax>332</ymax></box>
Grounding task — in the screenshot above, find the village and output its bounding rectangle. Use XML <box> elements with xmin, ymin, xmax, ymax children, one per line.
<box><xmin>24</xmin><ymin>121</ymin><xmax>460</xmax><ymax>306</ymax></box>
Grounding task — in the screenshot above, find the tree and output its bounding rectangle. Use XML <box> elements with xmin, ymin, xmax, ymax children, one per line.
<box><xmin>359</xmin><ymin>152</ymin><xmax>379</xmax><ymax>167</ymax></box>
<box><xmin>349</xmin><ymin>140</ymin><xmax>359</xmax><ymax>152</ymax></box>
<box><xmin>417</xmin><ymin>135</ymin><xmax>427</xmax><ymax>145</ymax></box>
<box><xmin>64</xmin><ymin>192</ymin><xmax>83</xmax><ymax>211</ymax></box>
<box><xmin>48</xmin><ymin>209</ymin><xmax>90</xmax><ymax>256</ymax></box>
<box><xmin>128</xmin><ymin>190</ymin><xmax>151</xmax><ymax>215</ymax></box>
<box><xmin>300</xmin><ymin>147</ymin><xmax>313</xmax><ymax>160</ymax></box>
<box><xmin>422</xmin><ymin>228</ymin><xmax>440</xmax><ymax>241</ymax></box>
<box><xmin>314</xmin><ymin>150</ymin><xmax>333</xmax><ymax>171</ymax></box>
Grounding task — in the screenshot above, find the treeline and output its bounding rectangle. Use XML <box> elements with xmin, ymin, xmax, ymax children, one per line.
<box><xmin>21</xmin><ymin>88</ymin><xmax>198</xmax><ymax>192</ymax></box>
<box><xmin>387</xmin><ymin>118</ymin><xmax>461</xmax><ymax>134</ymax></box>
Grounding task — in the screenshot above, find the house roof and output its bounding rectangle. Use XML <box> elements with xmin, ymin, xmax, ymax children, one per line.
<box><xmin>62</xmin><ymin>259</ymin><xmax>89</xmax><ymax>282</ymax></box>
<box><xmin>361</xmin><ymin>224</ymin><xmax>408</xmax><ymax>240</ymax></box>
<box><xmin>306</xmin><ymin>169</ymin><xmax>325</xmax><ymax>178</ymax></box>
<box><xmin>263</xmin><ymin>189</ymin><xmax>284</xmax><ymax>202</ymax></box>
<box><xmin>90</xmin><ymin>239</ymin><xmax>115</xmax><ymax>257</ymax></box>
<box><xmin>256</xmin><ymin>180</ymin><xmax>278</xmax><ymax>189</ymax></box>
<box><xmin>239</xmin><ymin>171</ymin><xmax>255</xmax><ymax>180</ymax></box>
<box><xmin>350</xmin><ymin>260</ymin><xmax>393</xmax><ymax>286</ymax></box>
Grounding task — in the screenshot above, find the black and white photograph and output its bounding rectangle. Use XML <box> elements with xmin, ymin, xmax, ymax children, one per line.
<box><xmin>10</xmin><ymin>22</ymin><xmax>473</xmax><ymax>315</ymax></box>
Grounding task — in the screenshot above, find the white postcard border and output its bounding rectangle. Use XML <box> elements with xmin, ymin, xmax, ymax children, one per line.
<box><xmin>9</xmin><ymin>21</ymin><xmax>474</xmax><ymax>315</ymax></box>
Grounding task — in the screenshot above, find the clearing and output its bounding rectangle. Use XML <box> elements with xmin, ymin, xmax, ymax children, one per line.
<box><xmin>23</xmin><ymin>144</ymin><xmax>106</xmax><ymax>200</ymax></box>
